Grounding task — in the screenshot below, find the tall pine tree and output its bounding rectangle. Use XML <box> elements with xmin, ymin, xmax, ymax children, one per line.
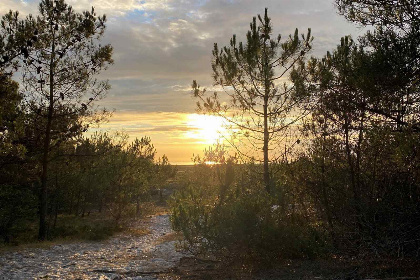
<box><xmin>193</xmin><ymin>9</ymin><xmax>312</xmax><ymax>192</ymax></box>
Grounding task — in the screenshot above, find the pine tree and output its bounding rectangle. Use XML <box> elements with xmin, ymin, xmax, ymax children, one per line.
<box><xmin>1</xmin><ymin>0</ymin><xmax>113</xmax><ymax>240</ymax></box>
<box><xmin>193</xmin><ymin>8</ymin><xmax>312</xmax><ymax>192</ymax></box>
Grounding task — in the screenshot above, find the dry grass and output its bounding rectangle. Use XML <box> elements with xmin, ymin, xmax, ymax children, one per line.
<box><xmin>0</xmin><ymin>238</ymin><xmax>83</xmax><ymax>254</ymax></box>
<box><xmin>155</xmin><ymin>232</ymin><xmax>184</xmax><ymax>245</ymax></box>
<box><xmin>0</xmin><ymin>202</ymin><xmax>169</xmax><ymax>254</ymax></box>
<box><xmin>126</xmin><ymin>227</ymin><xmax>152</xmax><ymax>237</ymax></box>
<box><xmin>150</xmin><ymin>205</ymin><xmax>170</xmax><ymax>216</ymax></box>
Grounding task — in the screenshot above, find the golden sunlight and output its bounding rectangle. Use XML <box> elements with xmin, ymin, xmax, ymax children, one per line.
<box><xmin>185</xmin><ymin>114</ymin><xmax>227</xmax><ymax>145</ymax></box>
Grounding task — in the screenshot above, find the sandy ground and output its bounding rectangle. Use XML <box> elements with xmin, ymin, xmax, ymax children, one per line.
<box><xmin>0</xmin><ymin>214</ymin><xmax>191</xmax><ymax>280</ymax></box>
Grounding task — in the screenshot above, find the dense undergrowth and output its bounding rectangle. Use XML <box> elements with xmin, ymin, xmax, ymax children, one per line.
<box><xmin>170</xmin><ymin>141</ymin><xmax>419</xmax><ymax>265</ymax></box>
<box><xmin>0</xmin><ymin>129</ymin><xmax>175</xmax><ymax>244</ymax></box>
<box><xmin>171</xmin><ymin>179</ymin><xmax>331</xmax><ymax>262</ymax></box>
<box><xmin>0</xmin><ymin>200</ymin><xmax>158</xmax><ymax>247</ymax></box>
<box><xmin>170</xmin><ymin>162</ymin><xmax>331</xmax><ymax>264</ymax></box>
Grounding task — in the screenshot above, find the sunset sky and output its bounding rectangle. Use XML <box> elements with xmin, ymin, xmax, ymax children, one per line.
<box><xmin>2</xmin><ymin>0</ymin><xmax>363</xmax><ymax>164</ymax></box>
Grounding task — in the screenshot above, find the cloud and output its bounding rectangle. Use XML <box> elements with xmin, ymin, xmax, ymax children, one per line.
<box><xmin>94</xmin><ymin>0</ymin><xmax>362</xmax><ymax>86</ymax></box>
<box><xmin>4</xmin><ymin>0</ymin><xmax>363</xmax><ymax>163</ymax></box>
<box><xmin>67</xmin><ymin>0</ymin><xmax>173</xmax><ymax>17</ymax></box>
<box><xmin>0</xmin><ymin>0</ymin><xmax>38</xmax><ymax>15</ymax></box>
<box><xmin>94</xmin><ymin>111</ymin><xmax>200</xmax><ymax>139</ymax></box>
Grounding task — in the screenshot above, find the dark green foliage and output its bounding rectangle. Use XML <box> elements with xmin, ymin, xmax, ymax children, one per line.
<box><xmin>325</xmin><ymin>0</ymin><xmax>419</xmax><ymax>131</ymax></box>
<box><xmin>48</xmin><ymin>133</ymin><xmax>168</xmax><ymax>225</ymax></box>
<box><xmin>335</xmin><ymin>0</ymin><xmax>419</xmax><ymax>30</ymax></box>
<box><xmin>295</xmin><ymin>126</ymin><xmax>420</xmax><ymax>257</ymax></box>
<box><xmin>170</xmin><ymin>155</ymin><xmax>331</xmax><ymax>263</ymax></box>
<box><xmin>290</xmin><ymin>0</ymin><xmax>420</xmax><ymax>257</ymax></box>
<box><xmin>0</xmin><ymin>74</ymin><xmax>37</xmax><ymax>243</ymax></box>
<box><xmin>0</xmin><ymin>74</ymin><xmax>25</xmax><ymax>163</ymax></box>
<box><xmin>0</xmin><ymin>130</ymin><xmax>174</xmax><ymax>244</ymax></box>
<box><xmin>49</xmin><ymin>214</ymin><xmax>121</xmax><ymax>241</ymax></box>
<box><xmin>0</xmin><ymin>10</ymin><xmax>35</xmax><ymax>70</ymax></box>
<box><xmin>2</xmin><ymin>0</ymin><xmax>115</xmax><ymax>240</ymax></box>
<box><xmin>0</xmin><ymin>184</ymin><xmax>37</xmax><ymax>243</ymax></box>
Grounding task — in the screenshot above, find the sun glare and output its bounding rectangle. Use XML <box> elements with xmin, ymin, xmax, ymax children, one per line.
<box><xmin>205</xmin><ymin>161</ymin><xmax>218</xmax><ymax>165</ymax></box>
<box><xmin>185</xmin><ymin>114</ymin><xmax>227</xmax><ymax>144</ymax></box>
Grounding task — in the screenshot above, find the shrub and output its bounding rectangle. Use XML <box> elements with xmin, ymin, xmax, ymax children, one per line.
<box><xmin>49</xmin><ymin>214</ymin><xmax>120</xmax><ymax>241</ymax></box>
<box><xmin>0</xmin><ymin>184</ymin><xmax>37</xmax><ymax>244</ymax></box>
<box><xmin>170</xmin><ymin>177</ymin><xmax>331</xmax><ymax>263</ymax></box>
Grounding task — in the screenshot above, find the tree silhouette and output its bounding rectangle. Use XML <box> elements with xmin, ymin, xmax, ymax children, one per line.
<box><xmin>1</xmin><ymin>0</ymin><xmax>113</xmax><ymax>240</ymax></box>
<box><xmin>193</xmin><ymin>8</ymin><xmax>312</xmax><ymax>192</ymax></box>
<box><xmin>333</xmin><ymin>0</ymin><xmax>420</xmax><ymax>131</ymax></box>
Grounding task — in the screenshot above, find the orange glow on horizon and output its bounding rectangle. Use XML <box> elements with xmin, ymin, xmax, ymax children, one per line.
<box><xmin>86</xmin><ymin>111</ymin><xmax>230</xmax><ymax>165</ymax></box>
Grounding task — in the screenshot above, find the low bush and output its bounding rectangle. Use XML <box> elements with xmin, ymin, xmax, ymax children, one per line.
<box><xmin>170</xmin><ymin>179</ymin><xmax>331</xmax><ymax>263</ymax></box>
<box><xmin>49</xmin><ymin>214</ymin><xmax>121</xmax><ymax>241</ymax></box>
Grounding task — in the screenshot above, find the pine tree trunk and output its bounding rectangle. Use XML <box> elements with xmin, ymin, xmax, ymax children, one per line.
<box><xmin>344</xmin><ymin>115</ymin><xmax>362</xmax><ymax>231</ymax></box>
<box><xmin>38</xmin><ymin>27</ymin><xmax>55</xmax><ymax>241</ymax></box>
<box><xmin>262</xmin><ymin>27</ymin><xmax>270</xmax><ymax>194</ymax></box>
<box><xmin>38</xmin><ymin>82</ymin><xmax>53</xmax><ymax>240</ymax></box>
<box><xmin>263</xmin><ymin>97</ymin><xmax>270</xmax><ymax>193</ymax></box>
<box><xmin>320</xmin><ymin>133</ymin><xmax>336</xmax><ymax>243</ymax></box>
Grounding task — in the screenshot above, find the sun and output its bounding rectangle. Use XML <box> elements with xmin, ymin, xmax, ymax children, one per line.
<box><xmin>185</xmin><ymin>114</ymin><xmax>227</xmax><ymax>144</ymax></box>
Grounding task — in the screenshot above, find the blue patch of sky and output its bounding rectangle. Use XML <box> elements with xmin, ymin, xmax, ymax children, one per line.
<box><xmin>125</xmin><ymin>9</ymin><xmax>157</xmax><ymax>23</ymax></box>
<box><xmin>194</xmin><ymin>0</ymin><xmax>208</xmax><ymax>7</ymax></box>
<box><xmin>184</xmin><ymin>0</ymin><xmax>208</xmax><ymax>18</ymax></box>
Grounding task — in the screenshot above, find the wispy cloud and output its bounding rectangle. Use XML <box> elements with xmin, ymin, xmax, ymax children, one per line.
<box><xmin>5</xmin><ymin>0</ymin><xmax>362</xmax><ymax>163</ymax></box>
<box><xmin>67</xmin><ymin>0</ymin><xmax>173</xmax><ymax>16</ymax></box>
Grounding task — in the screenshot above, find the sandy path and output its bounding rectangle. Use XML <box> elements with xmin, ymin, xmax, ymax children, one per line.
<box><xmin>0</xmin><ymin>214</ymin><xmax>190</xmax><ymax>280</ymax></box>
